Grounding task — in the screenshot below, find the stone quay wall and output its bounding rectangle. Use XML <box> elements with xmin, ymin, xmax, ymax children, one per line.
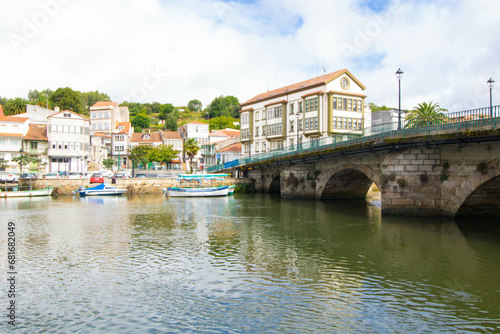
<box><xmin>21</xmin><ymin>178</ymin><xmax>243</xmax><ymax>196</ymax></box>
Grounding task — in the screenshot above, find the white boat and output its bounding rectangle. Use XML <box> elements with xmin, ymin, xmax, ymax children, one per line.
<box><xmin>78</xmin><ymin>183</ymin><xmax>127</xmax><ymax>196</ymax></box>
<box><xmin>164</xmin><ymin>186</ymin><xmax>229</xmax><ymax>197</ymax></box>
<box><xmin>228</xmin><ymin>185</ymin><xmax>235</xmax><ymax>195</ymax></box>
<box><xmin>0</xmin><ymin>187</ymin><xmax>54</xmax><ymax>198</ymax></box>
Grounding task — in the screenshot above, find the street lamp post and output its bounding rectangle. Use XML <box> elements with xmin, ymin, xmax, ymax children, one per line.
<box><xmin>487</xmin><ymin>78</ymin><xmax>495</xmax><ymax>118</ymax></box>
<box><xmin>395</xmin><ymin>68</ymin><xmax>404</xmax><ymax>130</ymax></box>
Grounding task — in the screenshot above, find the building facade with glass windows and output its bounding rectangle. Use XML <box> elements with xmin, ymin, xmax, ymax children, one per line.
<box><xmin>239</xmin><ymin>69</ymin><xmax>367</xmax><ymax>156</ymax></box>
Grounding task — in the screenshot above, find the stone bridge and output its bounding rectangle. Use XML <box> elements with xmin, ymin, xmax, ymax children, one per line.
<box><xmin>244</xmin><ymin>139</ymin><xmax>500</xmax><ymax>218</ymax></box>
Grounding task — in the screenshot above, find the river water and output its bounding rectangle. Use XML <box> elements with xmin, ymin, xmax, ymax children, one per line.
<box><xmin>1</xmin><ymin>193</ymin><xmax>499</xmax><ymax>333</ymax></box>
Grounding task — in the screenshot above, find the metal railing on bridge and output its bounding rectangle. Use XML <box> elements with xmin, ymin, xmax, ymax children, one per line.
<box><xmin>207</xmin><ymin>105</ymin><xmax>500</xmax><ymax>173</ymax></box>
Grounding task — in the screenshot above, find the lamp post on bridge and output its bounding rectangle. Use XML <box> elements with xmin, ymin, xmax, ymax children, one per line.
<box><xmin>395</xmin><ymin>68</ymin><xmax>404</xmax><ymax>130</ymax></box>
<box><xmin>487</xmin><ymin>78</ymin><xmax>495</xmax><ymax>118</ymax></box>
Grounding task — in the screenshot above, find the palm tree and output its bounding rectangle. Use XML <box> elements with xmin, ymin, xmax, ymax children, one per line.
<box><xmin>183</xmin><ymin>138</ymin><xmax>200</xmax><ymax>172</ymax></box>
<box><xmin>405</xmin><ymin>101</ymin><xmax>449</xmax><ymax>127</ymax></box>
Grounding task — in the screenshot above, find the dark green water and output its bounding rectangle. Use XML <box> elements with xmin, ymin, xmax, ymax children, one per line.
<box><xmin>1</xmin><ymin>193</ymin><xmax>499</xmax><ymax>333</ymax></box>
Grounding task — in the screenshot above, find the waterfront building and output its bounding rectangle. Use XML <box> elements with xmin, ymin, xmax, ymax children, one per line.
<box><xmin>47</xmin><ymin>110</ymin><xmax>90</xmax><ymax>173</ymax></box>
<box><xmin>22</xmin><ymin>124</ymin><xmax>49</xmax><ymax>173</ymax></box>
<box><xmin>90</xmin><ymin>133</ymin><xmax>111</xmax><ymax>170</ymax></box>
<box><xmin>178</xmin><ymin>121</ymin><xmax>209</xmax><ymax>168</ymax></box>
<box><xmin>111</xmin><ymin>122</ymin><xmax>133</xmax><ymax>170</ymax></box>
<box><xmin>161</xmin><ymin>131</ymin><xmax>184</xmax><ymax>170</ymax></box>
<box><xmin>0</xmin><ymin>115</ymin><xmax>30</xmax><ymax>172</ymax></box>
<box><xmin>129</xmin><ymin>132</ymin><xmax>163</xmax><ymax>148</ymax></box>
<box><xmin>239</xmin><ymin>69</ymin><xmax>366</xmax><ymax>156</ymax></box>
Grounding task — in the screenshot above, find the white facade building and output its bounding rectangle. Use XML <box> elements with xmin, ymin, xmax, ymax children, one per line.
<box><xmin>240</xmin><ymin>69</ymin><xmax>367</xmax><ymax>156</ymax></box>
<box><xmin>47</xmin><ymin>110</ymin><xmax>90</xmax><ymax>173</ymax></box>
<box><xmin>89</xmin><ymin>102</ymin><xmax>130</xmax><ymax>135</ymax></box>
<box><xmin>0</xmin><ymin>116</ymin><xmax>30</xmax><ymax>172</ymax></box>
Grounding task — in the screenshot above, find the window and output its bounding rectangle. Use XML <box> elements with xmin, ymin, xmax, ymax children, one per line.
<box><xmin>290</xmin><ymin>103</ymin><xmax>294</xmax><ymax>114</ymax></box>
<box><xmin>290</xmin><ymin>120</ymin><xmax>294</xmax><ymax>132</ymax></box>
<box><xmin>255</xmin><ymin>126</ymin><xmax>259</xmax><ymax>137</ymax></box>
<box><xmin>358</xmin><ymin>101</ymin><xmax>362</xmax><ymax>112</ymax></box>
<box><xmin>92</xmin><ymin>124</ymin><xmax>96</xmax><ymax>130</ymax></box>
<box><xmin>98</xmin><ymin>123</ymin><xmax>102</xmax><ymax>130</ymax></box>
<box><xmin>332</xmin><ymin>116</ymin><xmax>337</xmax><ymax>129</ymax></box>
<box><xmin>348</xmin><ymin>100</ymin><xmax>352</xmax><ymax>111</ymax></box>
<box><xmin>343</xmin><ymin>98</ymin><xmax>347</xmax><ymax>111</ymax></box>
<box><xmin>255</xmin><ymin>111</ymin><xmax>259</xmax><ymax>121</ymax></box>
<box><xmin>338</xmin><ymin>98</ymin><xmax>342</xmax><ymax>110</ymax></box>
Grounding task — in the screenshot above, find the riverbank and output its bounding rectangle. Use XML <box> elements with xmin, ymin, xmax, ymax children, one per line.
<box><xmin>19</xmin><ymin>178</ymin><xmax>246</xmax><ymax>195</ymax></box>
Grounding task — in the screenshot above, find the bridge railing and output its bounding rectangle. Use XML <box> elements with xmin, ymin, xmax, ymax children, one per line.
<box><xmin>206</xmin><ymin>105</ymin><xmax>500</xmax><ymax>172</ymax></box>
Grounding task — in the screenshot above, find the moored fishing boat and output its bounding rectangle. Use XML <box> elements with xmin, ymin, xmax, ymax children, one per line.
<box><xmin>164</xmin><ymin>185</ymin><xmax>229</xmax><ymax>197</ymax></box>
<box><xmin>78</xmin><ymin>183</ymin><xmax>127</xmax><ymax>196</ymax></box>
<box><xmin>0</xmin><ymin>187</ymin><xmax>54</xmax><ymax>198</ymax></box>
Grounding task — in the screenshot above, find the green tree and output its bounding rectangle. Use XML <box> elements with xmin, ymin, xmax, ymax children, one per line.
<box><xmin>50</xmin><ymin>87</ymin><xmax>83</xmax><ymax>113</ymax></box>
<box><xmin>131</xmin><ymin>113</ymin><xmax>151</xmax><ymax>130</ymax></box>
<box><xmin>206</xmin><ymin>95</ymin><xmax>241</xmax><ymax>118</ymax></box>
<box><xmin>159</xmin><ymin>103</ymin><xmax>175</xmax><ymax>120</ymax></box>
<box><xmin>188</xmin><ymin>99</ymin><xmax>202</xmax><ymax>112</ymax></box>
<box><xmin>165</xmin><ymin>113</ymin><xmax>179</xmax><ymax>131</ymax></box>
<box><xmin>102</xmin><ymin>158</ymin><xmax>115</xmax><ymax>169</ymax></box>
<box><xmin>82</xmin><ymin>91</ymin><xmax>110</xmax><ymax>110</ymax></box>
<box><xmin>129</xmin><ymin>145</ymin><xmax>153</xmax><ymax>170</ymax></box>
<box><xmin>5</xmin><ymin>98</ymin><xmax>28</xmax><ymax>115</ymax></box>
<box><xmin>12</xmin><ymin>153</ymin><xmax>35</xmax><ymax>173</ymax></box>
<box><xmin>28</xmin><ymin>89</ymin><xmax>53</xmax><ymax>108</ymax></box>
<box><xmin>406</xmin><ymin>101</ymin><xmax>449</xmax><ymax>127</ymax></box>
<box><xmin>183</xmin><ymin>138</ymin><xmax>200</xmax><ymax>172</ymax></box>
<box><xmin>209</xmin><ymin>115</ymin><xmax>238</xmax><ymax>130</ymax></box>
<box><xmin>147</xmin><ymin>145</ymin><xmax>179</xmax><ymax>165</ymax></box>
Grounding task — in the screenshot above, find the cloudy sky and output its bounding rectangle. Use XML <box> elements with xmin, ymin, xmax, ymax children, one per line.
<box><xmin>1</xmin><ymin>0</ymin><xmax>498</xmax><ymax>111</ymax></box>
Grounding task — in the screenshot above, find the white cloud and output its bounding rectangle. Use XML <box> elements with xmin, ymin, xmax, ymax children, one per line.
<box><xmin>0</xmin><ymin>0</ymin><xmax>498</xmax><ymax>111</ymax></box>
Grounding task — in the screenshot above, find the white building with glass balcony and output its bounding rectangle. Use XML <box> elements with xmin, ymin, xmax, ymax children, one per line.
<box><xmin>239</xmin><ymin>69</ymin><xmax>367</xmax><ymax>157</ymax></box>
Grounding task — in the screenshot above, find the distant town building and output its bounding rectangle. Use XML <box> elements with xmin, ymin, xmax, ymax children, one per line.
<box><xmin>178</xmin><ymin>121</ymin><xmax>209</xmax><ymax>169</ymax></box>
<box><xmin>240</xmin><ymin>69</ymin><xmax>367</xmax><ymax>156</ymax></box>
<box><xmin>202</xmin><ymin>137</ymin><xmax>242</xmax><ymax>168</ymax></box>
<box><xmin>209</xmin><ymin>129</ymin><xmax>240</xmax><ymax>143</ymax></box>
<box><xmin>90</xmin><ymin>133</ymin><xmax>111</xmax><ymax>171</ymax></box>
<box><xmin>89</xmin><ymin>101</ymin><xmax>129</xmax><ymax>135</ymax></box>
<box><xmin>161</xmin><ymin>131</ymin><xmax>183</xmax><ymax>170</ymax></box>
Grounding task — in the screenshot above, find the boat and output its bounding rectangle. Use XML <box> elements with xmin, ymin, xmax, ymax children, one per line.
<box><xmin>164</xmin><ymin>185</ymin><xmax>229</xmax><ymax>197</ymax></box>
<box><xmin>0</xmin><ymin>187</ymin><xmax>54</xmax><ymax>198</ymax></box>
<box><xmin>78</xmin><ymin>183</ymin><xmax>127</xmax><ymax>196</ymax></box>
<box><xmin>228</xmin><ymin>185</ymin><xmax>235</xmax><ymax>195</ymax></box>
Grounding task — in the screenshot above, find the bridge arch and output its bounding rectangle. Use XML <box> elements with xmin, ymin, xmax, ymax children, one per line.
<box><xmin>448</xmin><ymin>160</ymin><xmax>500</xmax><ymax>217</ymax></box>
<box><xmin>268</xmin><ymin>176</ymin><xmax>281</xmax><ymax>194</ymax></box>
<box><xmin>316</xmin><ymin>164</ymin><xmax>381</xmax><ymax>200</ymax></box>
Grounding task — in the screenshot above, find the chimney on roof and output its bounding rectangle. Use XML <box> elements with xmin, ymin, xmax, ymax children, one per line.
<box><xmin>55</xmin><ymin>106</ymin><xmax>60</xmax><ymax>112</ymax></box>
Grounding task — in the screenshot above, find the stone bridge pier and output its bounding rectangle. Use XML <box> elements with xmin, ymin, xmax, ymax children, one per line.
<box><xmin>246</xmin><ymin>142</ymin><xmax>500</xmax><ymax>217</ymax></box>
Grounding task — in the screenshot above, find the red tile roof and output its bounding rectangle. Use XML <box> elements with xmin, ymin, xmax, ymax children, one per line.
<box><xmin>130</xmin><ymin>132</ymin><xmax>162</xmax><ymax>143</ymax></box>
<box><xmin>242</xmin><ymin>69</ymin><xmax>365</xmax><ymax>107</ymax></box>
<box><xmin>219</xmin><ymin>142</ymin><xmax>242</xmax><ymax>152</ymax></box>
<box><xmin>0</xmin><ymin>116</ymin><xmax>29</xmax><ymax>122</ymax></box>
<box><xmin>115</xmin><ymin>122</ymin><xmax>131</xmax><ymax>134</ymax></box>
<box><xmin>162</xmin><ymin>131</ymin><xmax>182</xmax><ymax>140</ymax></box>
<box><xmin>91</xmin><ymin>101</ymin><xmax>118</xmax><ymax>108</ymax></box>
<box><xmin>23</xmin><ymin>124</ymin><xmax>48</xmax><ymax>141</ymax></box>
<box><xmin>0</xmin><ymin>133</ymin><xmax>23</xmax><ymax>137</ymax></box>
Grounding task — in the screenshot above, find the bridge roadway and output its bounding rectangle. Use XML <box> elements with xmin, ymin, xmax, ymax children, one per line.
<box><xmin>214</xmin><ymin>108</ymin><xmax>500</xmax><ymax>217</ymax></box>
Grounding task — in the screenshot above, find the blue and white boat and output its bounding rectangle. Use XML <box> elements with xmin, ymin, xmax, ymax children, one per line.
<box><xmin>164</xmin><ymin>185</ymin><xmax>229</xmax><ymax>197</ymax></box>
<box><xmin>78</xmin><ymin>183</ymin><xmax>127</xmax><ymax>196</ymax></box>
